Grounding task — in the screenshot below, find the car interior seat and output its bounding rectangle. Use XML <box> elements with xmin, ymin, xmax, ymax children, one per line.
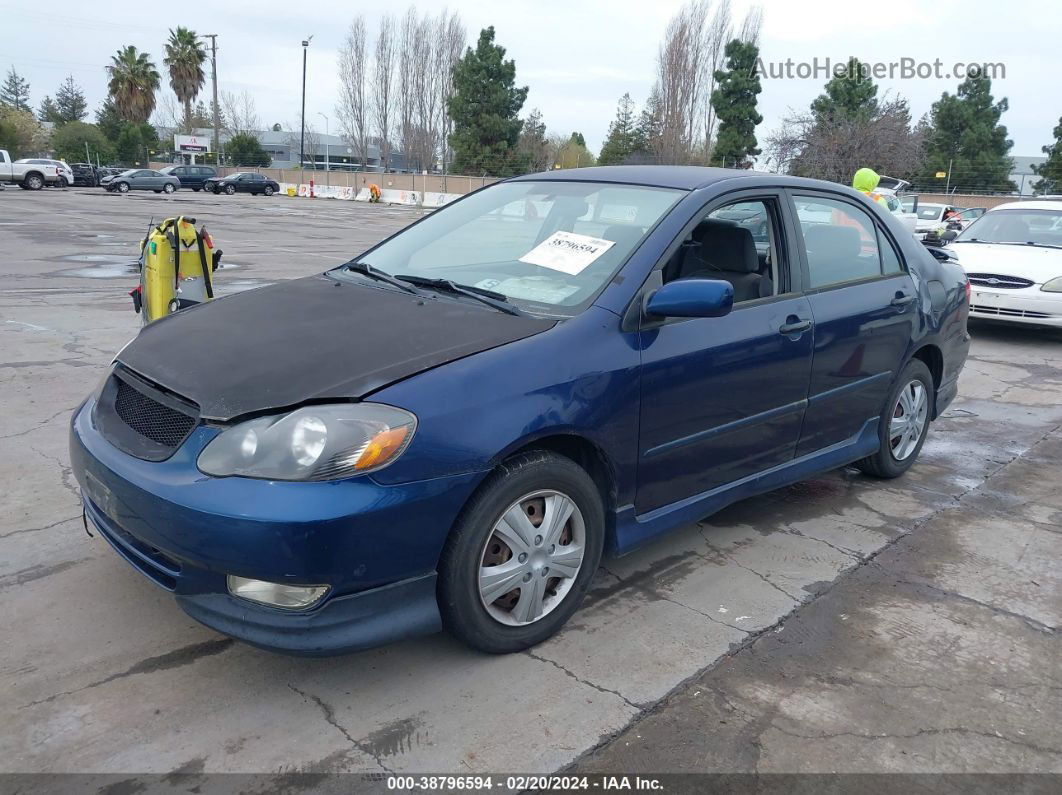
<box><xmin>672</xmin><ymin>220</ymin><xmax>771</xmax><ymax>302</ymax></box>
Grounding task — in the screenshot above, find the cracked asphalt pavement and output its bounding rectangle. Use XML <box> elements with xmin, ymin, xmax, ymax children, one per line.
<box><xmin>1</xmin><ymin>189</ymin><xmax>1059</xmax><ymax>777</ymax></box>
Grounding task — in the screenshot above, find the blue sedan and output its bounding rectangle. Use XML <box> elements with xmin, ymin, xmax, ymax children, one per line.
<box><xmin>70</xmin><ymin>166</ymin><xmax>970</xmax><ymax>655</ymax></box>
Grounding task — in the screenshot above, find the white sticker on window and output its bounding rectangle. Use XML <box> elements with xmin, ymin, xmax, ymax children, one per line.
<box><xmin>519</xmin><ymin>231</ymin><xmax>616</xmax><ymax>275</ymax></box>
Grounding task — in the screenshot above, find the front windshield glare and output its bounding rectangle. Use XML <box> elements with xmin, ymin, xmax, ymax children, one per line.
<box><xmin>352</xmin><ymin>181</ymin><xmax>684</xmax><ymax>312</ymax></box>
<box><xmin>957</xmin><ymin>209</ymin><xmax>1062</xmax><ymax>246</ymax></box>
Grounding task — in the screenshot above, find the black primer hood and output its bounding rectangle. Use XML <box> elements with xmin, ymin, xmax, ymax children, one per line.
<box><xmin>117</xmin><ymin>275</ymin><xmax>555</xmax><ymax>421</ymax></box>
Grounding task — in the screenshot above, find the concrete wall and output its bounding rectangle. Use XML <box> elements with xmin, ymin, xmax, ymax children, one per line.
<box><xmin>912</xmin><ymin>193</ymin><xmax>1022</xmax><ymax>209</ymax></box>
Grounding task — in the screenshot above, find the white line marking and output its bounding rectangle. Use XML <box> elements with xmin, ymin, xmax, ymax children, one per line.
<box><xmin>5</xmin><ymin>320</ymin><xmax>51</xmax><ymax>331</ymax></box>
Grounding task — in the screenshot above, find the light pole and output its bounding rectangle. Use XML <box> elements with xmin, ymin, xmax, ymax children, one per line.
<box><xmin>300</xmin><ymin>36</ymin><xmax>313</xmax><ymax>180</ymax></box>
<box><xmin>317</xmin><ymin>111</ymin><xmax>330</xmax><ymax>186</ymax></box>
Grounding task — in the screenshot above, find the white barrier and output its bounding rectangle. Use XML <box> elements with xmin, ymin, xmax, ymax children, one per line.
<box><xmin>275</xmin><ymin>182</ymin><xmax>462</xmax><ymax>208</ymax></box>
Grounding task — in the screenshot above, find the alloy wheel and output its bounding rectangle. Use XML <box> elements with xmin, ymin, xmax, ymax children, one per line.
<box><xmin>478</xmin><ymin>489</ymin><xmax>586</xmax><ymax>626</ymax></box>
<box><xmin>890</xmin><ymin>380</ymin><xmax>929</xmax><ymax>461</ymax></box>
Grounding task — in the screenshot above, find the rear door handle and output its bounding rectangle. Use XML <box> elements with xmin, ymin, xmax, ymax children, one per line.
<box><xmin>891</xmin><ymin>293</ymin><xmax>916</xmax><ymax>308</ymax></box>
<box><xmin>779</xmin><ymin>318</ymin><xmax>812</xmax><ymax>335</ymax></box>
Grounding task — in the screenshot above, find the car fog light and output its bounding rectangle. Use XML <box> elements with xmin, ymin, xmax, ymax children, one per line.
<box><xmin>226</xmin><ymin>575</ymin><xmax>329</xmax><ymax>609</ymax></box>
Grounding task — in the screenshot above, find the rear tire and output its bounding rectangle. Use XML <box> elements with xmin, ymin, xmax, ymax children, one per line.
<box><xmin>438</xmin><ymin>450</ymin><xmax>605</xmax><ymax>653</ymax></box>
<box><xmin>856</xmin><ymin>359</ymin><xmax>934</xmax><ymax>479</ymax></box>
<box><xmin>163</xmin><ymin>183</ymin><xmax>176</xmax><ymax>193</ymax></box>
<box><xmin>23</xmin><ymin>173</ymin><xmax>44</xmax><ymax>190</ymax></box>
<box><xmin>192</xmin><ymin>187</ymin><xmax>201</xmax><ymax>192</ymax></box>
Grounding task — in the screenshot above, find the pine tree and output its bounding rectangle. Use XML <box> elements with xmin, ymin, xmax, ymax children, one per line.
<box><xmin>710</xmin><ymin>39</ymin><xmax>763</xmax><ymax>167</ymax></box>
<box><xmin>1</xmin><ymin>67</ymin><xmax>31</xmax><ymax>112</ymax></box>
<box><xmin>54</xmin><ymin>75</ymin><xmax>88</xmax><ymax>124</ymax></box>
<box><xmin>38</xmin><ymin>96</ymin><xmax>61</xmax><ymax>124</ymax></box>
<box><xmin>918</xmin><ymin>70</ymin><xmax>1015</xmax><ymax>192</ymax></box>
<box><xmin>95</xmin><ymin>98</ymin><xmax>124</xmax><ymax>144</ymax></box>
<box><xmin>447</xmin><ymin>27</ymin><xmax>529</xmax><ymax>177</ymax></box>
<box><xmin>1031</xmin><ymin>116</ymin><xmax>1062</xmax><ymax>195</ymax></box>
<box><xmin>810</xmin><ymin>57</ymin><xmax>878</xmax><ymax>123</ymax></box>
<box><xmin>597</xmin><ymin>93</ymin><xmax>637</xmax><ymax>166</ymax></box>
<box><xmin>631</xmin><ymin>89</ymin><xmax>662</xmax><ymax>160</ymax></box>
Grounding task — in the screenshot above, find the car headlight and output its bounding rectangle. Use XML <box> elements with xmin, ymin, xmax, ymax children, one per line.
<box><xmin>198</xmin><ymin>403</ymin><xmax>416</xmax><ymax>481</ymax></box>
<box><xmin>1042</xmin><ymin>276</ymin><xmax>1062</xmax><ymax>293</ymax></box>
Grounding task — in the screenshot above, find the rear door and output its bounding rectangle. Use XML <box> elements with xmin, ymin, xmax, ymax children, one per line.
<box><xmin>788</xmin><ymin>191</ymin><xmax>917</xmax><ymax>456</ymax></box>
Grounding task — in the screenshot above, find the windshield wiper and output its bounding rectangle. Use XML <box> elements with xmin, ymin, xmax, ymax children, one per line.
<box><xmin>342</xmin><ymin>261</ymin><xmax>425</xmax><ymax>296</ymax></box>
<box><xmin>394</xmin><ymin>274</ymin><xmax>527</xmax><ymax>317</ymax></box>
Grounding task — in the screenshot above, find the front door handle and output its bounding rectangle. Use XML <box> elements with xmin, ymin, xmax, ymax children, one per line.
<box><xmin>779</xmin><ymin>318</ymin><xmax>812</xmax><ymax>335</ymax></box>
<box><xmin>891</xmin><ymin>293</ymin><xmax>916</xmax><ymax>308</ymax></box>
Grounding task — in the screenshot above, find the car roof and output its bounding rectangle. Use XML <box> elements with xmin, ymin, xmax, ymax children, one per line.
<box><xmin>990</xmin><ymin>200</ymin><xmax>1062</xmax><ymax>212</ymax></box>
<box><xmin>509</xmin><ymin>165</ymin><xmax>859</xmax><ymax>192</ymax></box>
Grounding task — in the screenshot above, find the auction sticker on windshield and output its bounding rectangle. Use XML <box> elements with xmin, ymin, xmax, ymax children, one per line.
<box><xmin>519</xmin><ymin>231</ymin><xmax>615</xmax><ymax>275</ymax></box>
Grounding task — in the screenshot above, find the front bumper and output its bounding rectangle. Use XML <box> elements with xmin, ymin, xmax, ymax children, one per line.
<box><xmin>71</xmin><ymin>399</ymin><xmax>485</xmax><ymax>654</ymax></box>
<box><xmin>969</xmin><ymin>287</ymin><xmax>1062</xmax><ymax>327</ymax></box>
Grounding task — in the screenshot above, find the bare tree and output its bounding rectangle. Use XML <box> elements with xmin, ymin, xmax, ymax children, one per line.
<box><xmin>439</xmin><ymin>11</ymin><xmax>466</xmax><ymax>172</ymax></box>
<box><xmin>220</xmin><ymin>90</ymin><xmax>261</xmax><ymax>136</ymax></box>
<box><xmin>371</xmin><ymin>14</ymin><xmax>396</xmax><ymax>170</ymax></box>
<box><xmin>399</xmin><ymin>7</ymin><xmax>418</xmax><ymax>169</ymax></box>
<box><xmin>765</xmin><ymin>95</ymin><xmax>926</xmax><ymax>182</ymax></box>
<box><xmin>286</xmin><ymin>123</ymin><xmax>320</xmax><ymax>168</ymax></box>
<box><xmin>700</xmin><ymin>0</ymin><xmax>734</xmax><ymax>159</ymax></box>
<box><xmin>338</xmin><ymin>16</ymin><xmax>370</xmax><ymax>169</ymax></box>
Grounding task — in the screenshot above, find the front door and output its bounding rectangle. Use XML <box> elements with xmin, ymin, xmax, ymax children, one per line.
<box><xmin>636</xmin><ymin>194</ymin><xmax>814</xmax><ymax>514</ymax></box>
<box><xmin>789</xmin><ymin>192</ymin><xmax>918</xmax><ymax>456</ymax></box>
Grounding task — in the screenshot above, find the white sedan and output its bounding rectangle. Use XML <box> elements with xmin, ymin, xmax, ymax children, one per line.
<box><xmin>949</xmin><ymin>200</ymin><xmax>1062</xmax><ymax>327</ymax></box>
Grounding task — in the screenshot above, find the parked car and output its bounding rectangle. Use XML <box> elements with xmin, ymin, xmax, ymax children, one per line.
<box><xmin>913</xmin><ymin>203</ymin><xmax>962</xmax><ymax>239</ymax></box>
<box><xmin>949</xmin><ymin>200</ymin><xmax>1062</xmax><ymax>327</ymax></box>
<box><xmin>0</xmin><ymin>150</ymin><xmax>61</xmax><ymax>189</ymax></box>
<box><xmin>70</xmin><ymin>163</ymin><xmax>100</xmax><ymax>187</ymax></box>
<box><xmin>956</xmin><ymin>207</ymin><xmax>987</xmax><ymax>228</ymax></box>
<box><xmin>18</xmin><ymin>158</ymin><xmax>74</xmax><ymax>187</ymax></box>
<box><xmin>160</xmin><ymin>164</ymin><xmax>217</xmax><ymax>191</ymax></box>
<box><xmin>70</xmin><ymin>166</ymin><xmax>970</xmax><ymax>656</ymax></box>
<box><xmin>204</xmin><ymin>171</ymin><xmax>279</xmax><ymax>196</ymax></box>
<box><xmin>100</xmin><ymin>168</ymin><xmax>181</xmax><ymax>194</ymax></box>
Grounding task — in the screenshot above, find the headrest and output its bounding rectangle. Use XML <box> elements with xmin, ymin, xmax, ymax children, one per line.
<box><xmin>805</xmin><ymin>224</ymin><xmax>861</xmax><ymax>261</ymax></box>
<box><xmin>601</xmin><ymin>224</ymin><xmax>646</xmax><ymax>250</ymax></box>
<box><xmin>692</xmin><ymin>220</ymin><xmax>758</xmax><ymax>274</ymax></box>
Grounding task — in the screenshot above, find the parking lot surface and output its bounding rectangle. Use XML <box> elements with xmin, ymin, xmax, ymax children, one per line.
<box><xmin>1</xmin><ymin>188</ymin><xmax>1059</xmax><ymax>776</ymax></box>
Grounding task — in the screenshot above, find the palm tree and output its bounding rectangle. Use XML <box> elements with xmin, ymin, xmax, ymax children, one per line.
<box><xmin>163</xmin><ymin>27</ymin><xmax>206</xmax><ymax>133</ymax></box>
<box><xmin>107</xmin><ymin>46</ymin><xmax>160</xmax><ymax>124</ymax></box>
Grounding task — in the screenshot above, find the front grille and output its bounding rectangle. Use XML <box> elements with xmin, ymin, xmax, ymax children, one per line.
<box><xmin>970</xmin><ymin>304</ymin><xmax>1056</xmax><ymax>319</ymax></box>
<box><xmin>967</xmin><ymin>273</ymin><xmax>1034</xmax><ymax>289</ymax></box>
<box><xmin>114</xmin><ymin>377</ymin><xmax>197</xmax><ymax>448</ymax></box>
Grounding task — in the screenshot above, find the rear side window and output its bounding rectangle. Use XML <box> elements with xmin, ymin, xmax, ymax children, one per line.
<box><xmin>794</xmin><ymin>196</ymin><xmax>888</xmax><ymax>288</ymax></box>
<box><xmin>878</xmin><ymin>230</ymin><xmax>904</xmax><ymax>274</ymax></box>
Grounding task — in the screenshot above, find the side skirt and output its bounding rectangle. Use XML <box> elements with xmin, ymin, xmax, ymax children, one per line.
<box><xmin>610</xmin><ymin>418</ymin><xmax>880</xmax><ymax>556</ymax></box>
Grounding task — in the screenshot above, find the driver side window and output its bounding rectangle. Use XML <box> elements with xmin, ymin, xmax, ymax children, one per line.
<box><xmin>662</xmin><ymin>198</ymin><xmax>783</xmax><ymax>304</ymax></box>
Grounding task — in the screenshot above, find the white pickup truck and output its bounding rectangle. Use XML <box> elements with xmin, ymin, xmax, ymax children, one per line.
<box><xmin>0</xmin><ymin>149</ymin><xmax>60</xmax><ymax>190</ymax></box>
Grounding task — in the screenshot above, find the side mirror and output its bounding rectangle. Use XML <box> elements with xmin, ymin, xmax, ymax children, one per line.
<box><xmin>645</xmin><ymin>278</ymin><xmax>734</xmax><ymax>319</ymax></box>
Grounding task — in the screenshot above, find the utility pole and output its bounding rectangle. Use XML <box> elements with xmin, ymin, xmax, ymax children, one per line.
<box><xmin>945</xmin><ymin>157</ymin><xmax>953</xmax><ymax>194</ymax></box>
<box><xmin>204</xmin><ymin>34</ymin><xmax>220</xmax><ymax>166</ymax></box>
<box><xmin>300</xmin><ymin>36</ymin><xmax>312</xmax><ymax>180</ymax></box>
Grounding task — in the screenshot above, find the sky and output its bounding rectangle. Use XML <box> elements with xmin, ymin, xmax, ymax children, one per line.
<box><xmin>2</xmin><ymin>0</ymin><xmax>1058</xmax><ymax>161</ymax></box>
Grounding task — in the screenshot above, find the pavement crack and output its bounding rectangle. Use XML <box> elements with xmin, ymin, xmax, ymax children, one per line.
<box><xmin>656</xmin><ymin>594</ymin><xmax>752</xmax><ymax>633</ymax></box>
<box><xmin>287</xmin><ymin>683</ymin><xmax>395</xmax><ymax>774</ymax></box>
<box><xmin>896</xmin><ymin>579</ymin><xmax>1057</xmax><ymax>635</ymax></box>
<box><xmin>524</xmin><ymin>650</ymin><xmax>643</xmax><ymax>711</ymax></box>
<box><xmin>0</xmin><ymin>514</ymin><xmax>80</xmax><ymax>540</ymax></box>
<box><xmin>21</xmin><ymin>638</ymin><xmax>234</xmax><ymax>708</ymax></box>
<box><xmin>768</xmin><ymin>724</ymin><xmax>1062</xmax><ymax>757</ymax></box>
<box><xmin>0</xmin><ymin>405</ymin><xmax>78</xmax><ymax>439</ymax></box>
<box><xmin>782</xmin><ymin>525</ymin><xmax>865</xmax><ymax>562</ymax></box>
<box><xmin>696</xmin><ymin>529</ymin><xmax>802</xmax><ymax>602</ymax></box>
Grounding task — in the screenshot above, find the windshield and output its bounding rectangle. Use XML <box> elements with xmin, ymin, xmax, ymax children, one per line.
<box><xmin>916</xmin><ymin>204</ymin><xmax>945</xmax><ymax>220</ymax></box>
<box><xmin>345</xmin><ymin>180</ymin><xmax>684</xmax><ymax>315</ymax></box>
<box><xmin>956</xmin><ymin>208</ymin><xmax>1062</xmax><ymax>247</ymax></box>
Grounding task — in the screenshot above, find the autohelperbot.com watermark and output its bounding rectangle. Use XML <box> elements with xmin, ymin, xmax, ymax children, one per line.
<box><xmin>755</xmin><ymin>57</ymin><xmax>1005</xmax><ymax>81</ymax></box>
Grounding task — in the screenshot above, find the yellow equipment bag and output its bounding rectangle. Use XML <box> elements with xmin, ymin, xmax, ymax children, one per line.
<box><xmin>132</xmin><ymin>216</ymin><xmax>222</xmax><ymax>324</ymax></box>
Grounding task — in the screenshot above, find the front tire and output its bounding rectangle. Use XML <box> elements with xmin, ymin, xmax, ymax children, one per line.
<box><xmin>116</xmin><ymin>182</ymin><xmax>129</xmax><ymax>193</ymax></box>
<box><xmin>856</xmin><ymin>359</ymin><xmax>933</xmax><ymax>478</ymax></box>
<box><xmin>438</xmin><ymin>451</ymin><xmax>605</xmax><ymax>653</ymax></box>
<box><xmin>224</xmin><ymin>184</ymin><xmax>235</xmax><ymax>195</ymax></box>
<box><xmin>263</xmin><ymin>185</ymin><xmax>274</xmax><ymax>196</ymax></box>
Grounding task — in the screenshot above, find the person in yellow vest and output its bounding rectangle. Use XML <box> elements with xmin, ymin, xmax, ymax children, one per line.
<box><xmin>852</xmin><ymin>167</ymin><xmax>890</xmax><ymax>211</ymax></box>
